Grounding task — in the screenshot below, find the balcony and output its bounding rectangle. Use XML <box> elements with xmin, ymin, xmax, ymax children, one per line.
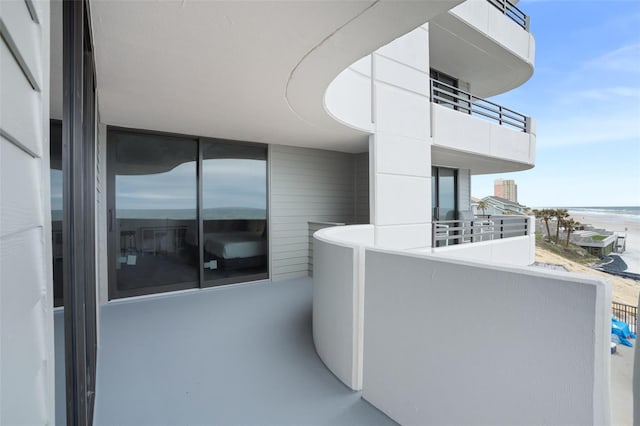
<box><xmin>430</xmin><ymin>78</ymin><xmax>531</xmax><ymax>133</ymax></box>
<box><xmin>429</xmin><ymin>0</ymin><xmax>535</xmax><ymax>98</ymax></box>
<box><xmin>53</xmin><ymin>278</ymin><xmax>395</xmax><ymax>425</ymax></box>
<box><xmin>487</xmin><ymin>0</ymin><xmax>530</xmax><ymax>31</ymax></box>
<box><xmin>429</xmin><ymin>215</ymin><xmax>535</xmax><ymax>265</ymax></box>
<box><xmin>432</xmin><ymin>214</ymin><xmax>531</xmax><ymax>247</ymax></box>
<box><xmin>429</xmin><ymin>78</ymin><xmax>536</xmax><ymax>174</ymax></box>
<box><xmin>313</xmin><ymin>225</ymin><xmax>611</xmax><ymax>425</ymax></box>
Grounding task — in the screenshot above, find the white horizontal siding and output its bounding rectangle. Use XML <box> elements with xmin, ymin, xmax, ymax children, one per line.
<box><xmin>307</xmin><ymin>221</ymin><xmax>346</xmax><ymax>276</ymax></box>
<box><xmin>0</xmin><ymin>1</ymin><xmax>53</xmax><ymax>423</ymax></box>
<box><xmin>354</xmin><ymin>152</ymin><xmax>370</xmax><ymax>224</ymax></box>
<box><xmin>270</xmin><ymin>145</ymin><xmax>366</xmax><ymax>281</ymax></box>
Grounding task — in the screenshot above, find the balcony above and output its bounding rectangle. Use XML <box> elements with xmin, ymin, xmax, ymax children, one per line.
<box><xmin>429</xmin><ymin>0</ymin><xmax>535</xmax><ymax>98</ymax></box>
<box><xmin>430</xmin><ymin>78</ymin><xmax>536</xmax><ymax>174</ymax></box>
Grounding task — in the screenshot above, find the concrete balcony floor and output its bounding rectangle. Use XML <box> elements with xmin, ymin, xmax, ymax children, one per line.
<box><xmin>54</xmin><ymin>278</ymin><xmax>396</xmax><ymax>425</ymax></box>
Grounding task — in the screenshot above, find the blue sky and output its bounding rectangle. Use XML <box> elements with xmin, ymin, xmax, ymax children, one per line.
<box><xmin>472</xmin><ymin>0</ymin><xmax>640</xmax><ymax>208</ymax></box>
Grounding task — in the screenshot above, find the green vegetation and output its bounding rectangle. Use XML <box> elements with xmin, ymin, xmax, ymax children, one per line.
<box><xmin>591</xmin><ymin>235</ymin><xmax>607</xmax><ymax>241</ymax></box>
<box><xmin>535</xmin><ymin>233</ymin><xmax>599</xmax><ymax>265</ymax></box>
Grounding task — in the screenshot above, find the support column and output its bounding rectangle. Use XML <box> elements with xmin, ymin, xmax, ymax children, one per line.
<box><xmin>370</xmin><ymin>24</ymin><xmax>433</xmax><ymax>249</ymax></box>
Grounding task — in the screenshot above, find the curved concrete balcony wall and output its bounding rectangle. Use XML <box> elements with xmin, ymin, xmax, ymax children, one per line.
<box><xmin>431</xmin><ymin>103</ymin><xmax>536</xmax><ymax>174</ymax></box>
<box><xmin>430</xmin><ymin>0</ymin><xmax>535</xmax><ymax>97</ymax></box>
<box><xmin>362</xmin><ymin>248</ymin><xmax>611</xmax><ymax>425</ymax></box>
<box><xmin>312</xmin><ymin>225</ymin><xmax>373</xmax><ymax>390</ymax></box>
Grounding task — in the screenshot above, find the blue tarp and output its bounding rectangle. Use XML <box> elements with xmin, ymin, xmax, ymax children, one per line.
<box><xmin>612</xmin><ymin>317</ymin><xmax>636</xmax><ymax>347</ymax></box>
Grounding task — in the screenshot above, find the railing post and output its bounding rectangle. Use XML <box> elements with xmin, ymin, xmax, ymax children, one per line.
<box><xmin>431</xmin><ymin>223</ymin><xmax>435</xmax><ymax>247</ymax></box>
<box><xmin>525</xmin><ymin>15</ymin><xmax>531</xmax><ymax>31</ymax></box>
<box><xmin>429</xmin><ymin>78</ymin><xmax>434</xmax><ymax>102</ymax></box>
<box><xmin>525</xmin><ymin>116</ymin><xmax>532</xmax><ymax>134</ymax></box>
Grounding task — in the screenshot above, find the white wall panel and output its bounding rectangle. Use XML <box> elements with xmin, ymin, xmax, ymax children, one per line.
<box><xmin>363</xmin><ymin>249</ymin><xmax>610</xmax><ymax>425</ymax></box>
<box><xmin>374</xmin><ymin>82</ymin><xmax>430</xmax><ymax>141</ymax></box>
<box><xmin>374</xmin><ymin>55</ymin><xmax>429</xmax><ymax>97</ymax></box>
<box><xmin>374</xmin><ymin>132</ymin><xmax>430</xmax><ymax>177</ymax></box>
<box><xmin>374</xmin><ymin>174</ymin><xmax>430</xmax><ymax>227</ymax></box>
<box><xmin>375</xmin><ymin>224</ymin><xmax>430</xmax><ymax>250</ymax></box>
<box><xmin>432</xmin><ymin>104</ymin><xmax>535</xmax><ymax>167</ymax></box>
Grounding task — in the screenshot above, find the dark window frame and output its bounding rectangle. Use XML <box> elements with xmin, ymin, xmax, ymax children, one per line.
<box><xmin>106</xmin><ymin>127</ymin><xmax>269</xmax><ymax>300</ymax></box>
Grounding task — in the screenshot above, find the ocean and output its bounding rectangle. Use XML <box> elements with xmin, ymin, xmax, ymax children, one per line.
<box><xmin>535</xmin><ymin>206</ymin><xmax>640</xmax><ymax>223</ymax></box>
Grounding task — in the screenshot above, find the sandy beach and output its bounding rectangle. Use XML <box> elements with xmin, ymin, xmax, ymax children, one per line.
<box><xmin>567</xmin><ymin>210</ymin><xmax>640</xmax><ymax>274</ymax></box>
<box><xmin>534</xmin><ymin>210</ymin><xmax>640</xmax><ymax>306</ymax></box>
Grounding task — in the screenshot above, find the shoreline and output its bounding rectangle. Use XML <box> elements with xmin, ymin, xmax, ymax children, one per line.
<box><xmin>534</xmin><ymin>210</ymin><xmax>640</xmax><ymax>306</ymax></box>
<box><xmin>534</xmin><ymin>246</ymin><xmax>639</xmax><ymax>307</ymax></box>
<box><xmin>567</xmin><ymin>210</ymin><xmax>640</xmax><ymax>274</ymax></box>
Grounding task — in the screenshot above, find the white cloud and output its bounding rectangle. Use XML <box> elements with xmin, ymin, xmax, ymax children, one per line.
<box><xmin>585</xmin><ymin>43</ymin><xmax>640</xmax><ymax>72</ymax></box>
<box><xmin>537</xmin><ymin>108</ymin><xmax>640</xmax><ymax>147</ymax></box>
<box><xmin>569</xmin><ymin>87</ymin><xmax>640</xmax><ymax>101</ymax></box>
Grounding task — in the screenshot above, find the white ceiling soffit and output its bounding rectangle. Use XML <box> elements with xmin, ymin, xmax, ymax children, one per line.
<box><xmin>431</xmin><ymin>145</ymin><xmax>534</xmax><ymax>175</ymax></box>
<box><xmin>88</xmin><ymin>0</ymin><xmax>461</xmax><ymax>153</ymax></box>
<box><xmin>429</xmin><ymin>12</ymin><xmax>533</xmax><ymax>98</ymax></box>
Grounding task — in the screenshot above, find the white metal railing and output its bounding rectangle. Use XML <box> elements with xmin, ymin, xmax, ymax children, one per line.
<box><xmin>487</xmin><ymin>0</ymin><xmax>530</xmax><ymax>31</ymax></box>
<box><xmin>433</xmin><ymin>215</ymin><xmax>530</xmax><ymax>247</ymax></box>
<box><xmin>430</xmin><ymin>78</ymin><xmax>532</xmax><ymax>133</ymax></box>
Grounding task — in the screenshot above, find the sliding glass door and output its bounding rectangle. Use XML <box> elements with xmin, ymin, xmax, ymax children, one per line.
<box><xmin>108</xmin><ymin>130</ymin><xmax>199</xmax><ymax>298</ymax></box>
<box><xmin>202</xmin><ymin>141</ymin><xmax>268</xmax><ymax>286</ymax></box>
<box><xmin>108</xmin><ymin>130</ymin><xmax>268</xmax><ymax>299</ymax></box>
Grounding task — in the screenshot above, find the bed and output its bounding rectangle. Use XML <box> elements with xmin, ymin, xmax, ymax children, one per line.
<box><xmin>203</xmin><ymin>231</ymin><xmax>267</xmax><ymax>270</ymax></box>
<box><xmin>184</xmin><ymin>220</ymin><xmax>267</xmax><ymax>272</ymax></box>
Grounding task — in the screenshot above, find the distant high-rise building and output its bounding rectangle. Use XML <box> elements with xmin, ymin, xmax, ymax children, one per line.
<box><xmin>494</xmin><ymin>179</ymin><xmax>518</xmax><ymax>203</ymax></box>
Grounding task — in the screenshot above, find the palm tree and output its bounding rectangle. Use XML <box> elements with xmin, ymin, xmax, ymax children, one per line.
<box><xmin>563</xmin><ymin>218</ymin><xmax>579</xmax><ymax>247</ymax></box>
<box><xmin>534</xmin><ymin>209</ymin><xmax>553</xmax><ymax>242</ymax></box>
<box><xmin>477</xmin><ymin>200</ymin><xmax>488</xmax><ymax>216</ymax></box>
<box><xmin>554</xmin><ymin>209</ymin><xmax>569</xmax><ymax>243</ymax></box>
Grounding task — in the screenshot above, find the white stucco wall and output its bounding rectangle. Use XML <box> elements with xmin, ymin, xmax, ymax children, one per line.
<box><xmin>432</xmin><ymin>103</ymin><xmax>536</xmax><ymax>168</ymax></box>
<box><xmin>362</xmin><ymin>248</ymin><xmax>611</xmax><ymax>426</ymax></box>
<box><xmin>371</xmin><ymin>26</ymin><xmax>433</xmax><ymax>250</ymax></box>
<box><xmin>425</xmin><ymin>234</ymin><xmax>535</xmax><ymax>266</ymax></box>
<box><xmin>0</xmin><ymin>0</ymin><xmax>54</xmax><ymax>423</ymax></box>
<box><xmin>312</xmin><ymin>225</ymin><xmax>373</xmax><ymax>390</ymax></box>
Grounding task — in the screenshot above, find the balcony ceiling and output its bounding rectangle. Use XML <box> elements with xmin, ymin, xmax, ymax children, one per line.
<box><xmin>51</xmin><ymin>0</ymin><xmax>461</xmax><ymax>153</ymax></box>
<box><xmin>429</xmin><ymin>10</ymin><xmax>534</xmax><ymax>98</ymax></box>
<box><xmin>432</xmin><ymin>145</ymin><xmax>534</xmax><ymax>175</ymax></box>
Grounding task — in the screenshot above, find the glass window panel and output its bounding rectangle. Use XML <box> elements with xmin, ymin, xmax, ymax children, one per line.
<box><xmin>50</xmin><ymin>121</ymin><xmax>63</xmax><ymax>307</ymax></box>
<box><xmin>111</xmin><ymin>130</ymin><xmax>199</xmax><ymax>296</ymax></box>
<box><xmin>202</xmin><ymin>141</ymin><xmax>268</xmax><ymax>285</ymax></box>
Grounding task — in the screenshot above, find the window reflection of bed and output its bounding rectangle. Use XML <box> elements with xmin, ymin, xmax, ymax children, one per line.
<box><xmin>186</xmin><ymin>219</ymin><xmax>266</xmax><ymax>272</ymax></box>
<box><xmin>204</xmin><ymin>232</ymin><xmax>266</xmax><ymax>269</ymax></box>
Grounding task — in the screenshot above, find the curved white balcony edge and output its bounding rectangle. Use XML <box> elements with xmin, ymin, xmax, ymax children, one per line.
<box><xmin>286</xmin><ymin>1</ymin><xmax>462</xmax><ymax>145</ymax></box>
<box><xmin>314</xmin><ymin>226</ymin><xmax>612</xmax><ymax>424</ymax></box>
<box><xmin>417</xmin><ymin>234</ymin><xmax>535</xmax><ymax>266</ymax></box>
<box><xmin>430</xmin><ymin>0</ymin><xmax>535</xmax><ymax>98</ymax></box>
<box><xmin>431</xmin><ymin>103</ymin><xmax>536</xmax><ymax>174</ymax></box>
<box><xmin>312</xmin><ymin>225</ymin><xmax>374</xmax><ymax>391</ymax></box>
